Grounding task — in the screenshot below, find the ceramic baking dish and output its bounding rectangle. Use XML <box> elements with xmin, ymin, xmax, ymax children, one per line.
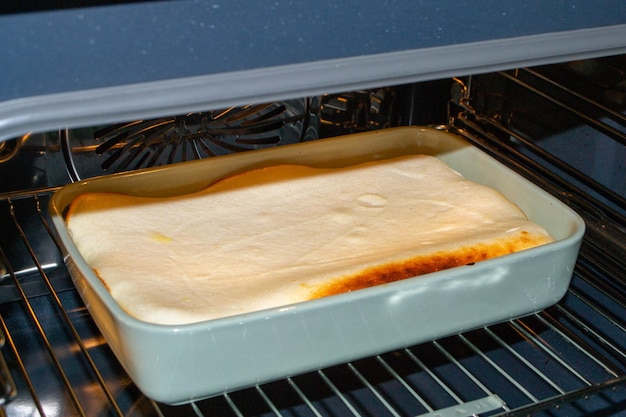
<box><xmin>49</xmin><ymin>126</ymin><xmax>585</xmax><ymax>404</ymax></box>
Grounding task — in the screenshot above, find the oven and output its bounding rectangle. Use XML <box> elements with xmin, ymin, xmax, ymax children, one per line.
<box><xmin>1</xmin><ymin>2</ymin><xmax>625</xmax><ymax>416</ymax></box>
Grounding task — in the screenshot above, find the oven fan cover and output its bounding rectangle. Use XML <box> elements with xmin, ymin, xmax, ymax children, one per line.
<box><xmin>61</xmin><ymin>99</ymin><xmax>319</xmax><ymax>181</ymax></box>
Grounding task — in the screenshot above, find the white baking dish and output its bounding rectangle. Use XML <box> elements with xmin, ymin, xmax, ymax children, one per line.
<box><xmin>49</xmin><ymin>126</ymin><xmax>585</xmax><ymax>404</ymax></box>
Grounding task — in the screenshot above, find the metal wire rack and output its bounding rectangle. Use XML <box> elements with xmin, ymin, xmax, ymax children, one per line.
<box><xmin>0</xmin><ymin>58</ymin><xmax>625</xmax><ymax>416</ymax></box>
<box><xmin>0</xmin><ymin>190</ymin><xmax>624</xmax><ymax>417</ymax></box>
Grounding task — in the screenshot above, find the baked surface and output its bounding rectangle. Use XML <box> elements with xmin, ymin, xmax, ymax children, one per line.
<box><xmin>66</xmin><ymin>155</ymin><xmax>553</xmax><ymax>324</ymax></box>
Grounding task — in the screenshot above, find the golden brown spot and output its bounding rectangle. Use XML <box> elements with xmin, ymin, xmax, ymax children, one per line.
<box><xmin>309</xmin><ymin>232</ymin><xmax>551</xmax><ymax>299</ymax></box>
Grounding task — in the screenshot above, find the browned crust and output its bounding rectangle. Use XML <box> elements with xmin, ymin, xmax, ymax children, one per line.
<box><xmin>309</xmin><ymin>231</ymin><xmax>551</xmax><ymax>299</ymax></box>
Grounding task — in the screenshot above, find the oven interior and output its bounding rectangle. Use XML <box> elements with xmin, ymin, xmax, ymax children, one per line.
<box><xmin>0</xmin><ymin>55</ymin><xmax>625</xmax><ymax>416</ymax></box>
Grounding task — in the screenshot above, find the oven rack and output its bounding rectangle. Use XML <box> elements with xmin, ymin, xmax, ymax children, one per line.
<box><xmin>0</xmin><ymin>178</ymin><xmax>625</xmax><ymax>416</ymax></box>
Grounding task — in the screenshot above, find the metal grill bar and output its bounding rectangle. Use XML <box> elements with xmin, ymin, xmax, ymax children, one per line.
<box><xmin>541</xmin><ymin>315</ymin><xmax>624</xmax><ymax>388</ymax></box>
<box><xmin>4</xmin><ymin>202</ymin><xmax>87</xmax><ymax>417</ymax></box>
<box><xmin>33</xmin><ymin>195</ymin><xmax>127</xmax><ymax>416</ymax></box>
<box><xmin>565</xmin><ymin>287</ymin><xmax>626</xmax><ymax>349</ymax></box>
<box><xmin>0</xmin><ymin>325</ymin><xmax>17</xmax><ymax>406</ymax></box>
<box><xmin>255</xmin><ymin>385</ymin><xmax>282</xmax><ymax>417</ymax></box>
<box><xmin>287</xmin><ymin>377</ymin><xmax>324</xmax><ymax>417</ymax></box>
<box><xmin>552</xmin><ymin>304</ymin><xmax>626</xmax><ymax>370</ymax></box>
<box><xmin>374</xmin><ymin>355</ymin><xmax>434</xmax><ymax>412</ymax></box>
<box><xmin>403</xmin><ymin>347</ymin><xmax>466</xmax><ymax>410</ymax></box>
<box><xmin>430</xmin><ymin>340</ymin><xmax>511</xmax><ymax>411</ymax></box>
<box><xmin>0</xmin><ymin>312</ymin><xmax>39</xmax><ymax>415</ymax></box>
<box><xmin>577</xmin><ymin>253</ymin><xmax>626</xmax><ymax>298</ymax></box>
<box><xmin>496</xmin><ymin>376</ymin><xmax>626</xmax><ymax>417</ymax></box>
<box><xmin>347</xmin><ymin>362</ymin><xmax>403</xmax><ymax>417</ymax></box>
<box><xmin>498</xmin><ymin>70</ymin><xmax>626</xmax><ymax>146</ymax></box>
<box><xmin>457</xmin><ymin>333</ymin><xmax>540</xmax><ymax>402</ymax></box>
<box><xmin>223</xmin><ymin>393</ymin><xmax>245</xmax><ymax>417</ymax></box>
<box><xmin>510</xmin><ymin>319</ymin><xmax>596</xmax><ymax>385</ymax></box>
<box><xmin>481</xmin><ymin>326</ymin><xmax>565</xmax><ymax>395</ymax></box>
<box><xmin>316</xmin><ymin>369</ymin><xmax>362</xmax><ymax>417</ymax></box>
<box><xmin>189</xmin><ymin>402</ymin><xmax>205</xmax><ymax>417</ymax></box>
<box><xmin>520</xmin><ymin>67</ymin><xmax>626</xmax><ymax>124</ymax></box>
<box><xmin>494</xmin><ymin>113</ymin><xmax>624</xmax><ymax>210</ymax></box>
<box><xmin>14</xmin><ymin>196</ymin><xmax>126</xmax><ymax>417</ymax></box>
<box><xmin>451</xmin><ymin>117</ymin><xmax>626</xmax><ymax>225</ymax></box>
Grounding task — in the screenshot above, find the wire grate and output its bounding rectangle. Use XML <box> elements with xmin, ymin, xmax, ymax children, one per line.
<box><xmin>0</xmin><ymin>190</ymin><xmax>624</xmax><ymax>417</ymax></box>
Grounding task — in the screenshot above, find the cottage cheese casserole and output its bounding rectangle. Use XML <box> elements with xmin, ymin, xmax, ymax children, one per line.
<box><xmin>65</xmin><ymin>155</ymin><xmax>554</xmax><ymax>325</ymax></box>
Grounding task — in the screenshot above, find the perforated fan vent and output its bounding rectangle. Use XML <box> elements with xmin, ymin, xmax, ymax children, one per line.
<box><xmin>61</xmin><ymin>99</ymin><xmax>319</xmax><ymax>181</ymax></box>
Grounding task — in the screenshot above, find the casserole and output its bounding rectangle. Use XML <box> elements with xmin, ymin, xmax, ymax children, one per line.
<box><xmin>49</xmin><ymin>126</ymin><xmax>584</xmax><ymax>404</ymax></box>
